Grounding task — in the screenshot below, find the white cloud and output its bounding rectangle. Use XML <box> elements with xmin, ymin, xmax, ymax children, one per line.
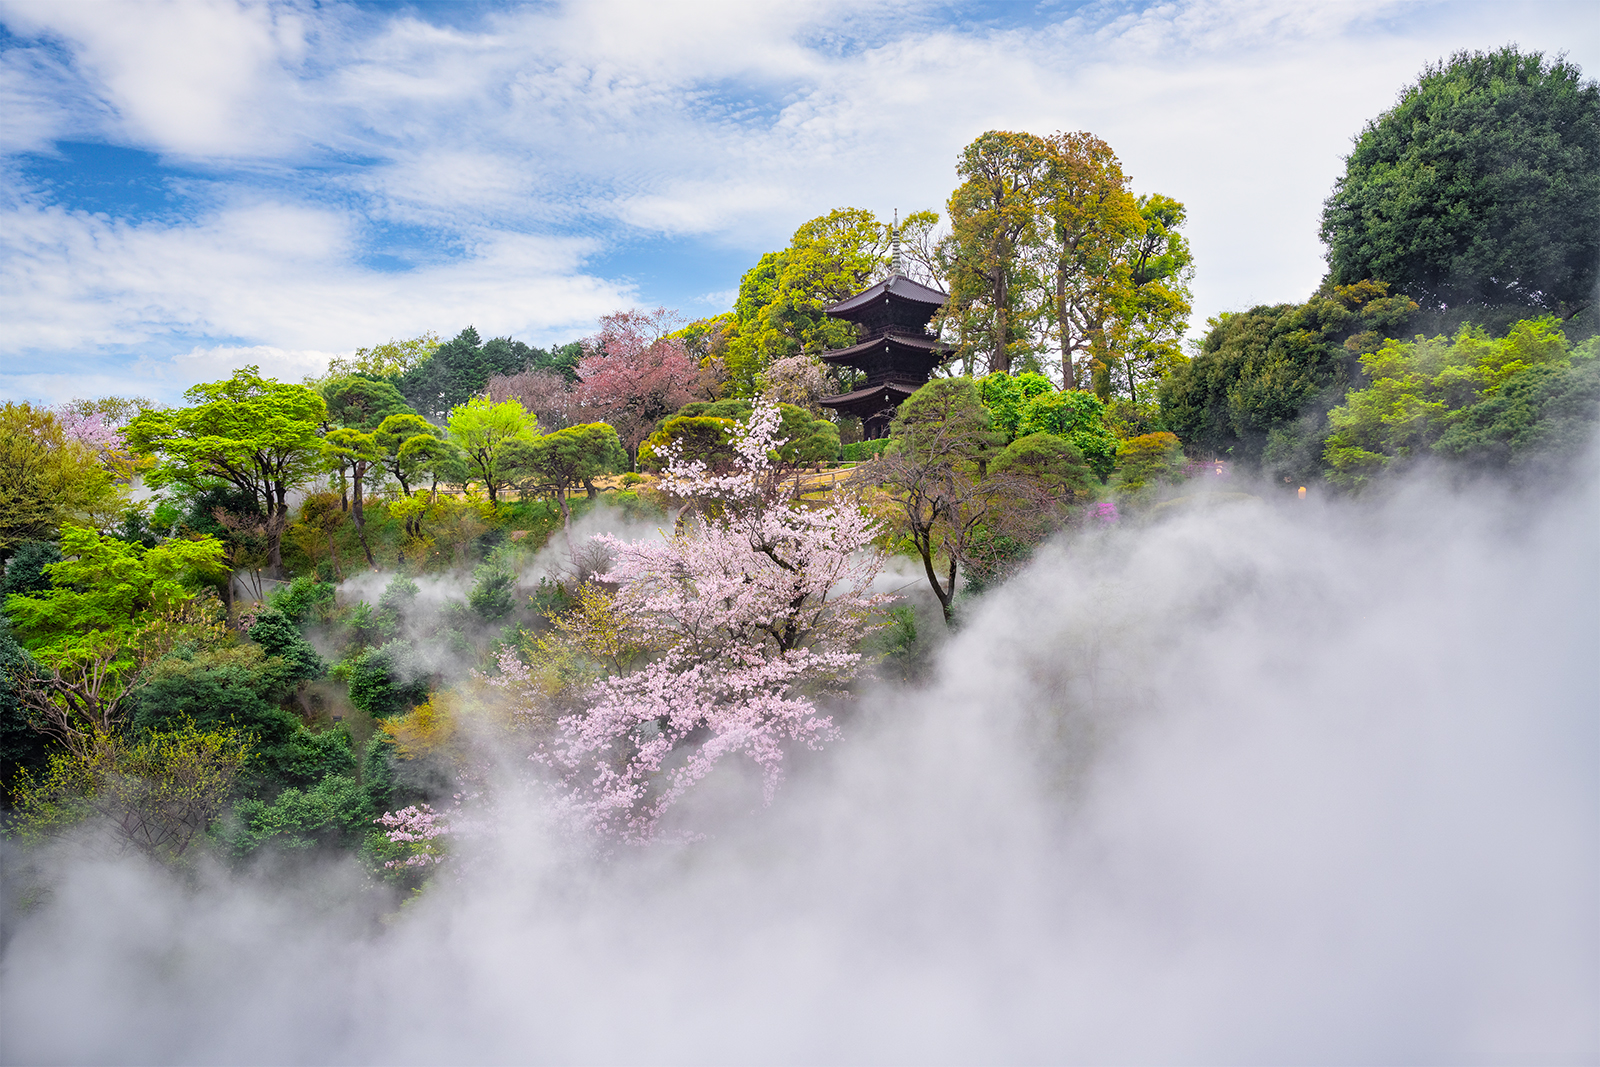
<box><xmin>0</xmin><ymin>0</ymin><xmax>312</xmax><ymax>158</ymax></box>
<box><xmin>1</xmin><ymin>0</ymin><xmax>1595</xmax><ymax>403</ymax></box>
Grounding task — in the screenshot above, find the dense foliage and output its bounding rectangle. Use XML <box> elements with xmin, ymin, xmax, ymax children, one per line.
<box><xmin>1322</xmin><ymin>47</ymin><xmax>1600</xmax><ymax>322</ymax></box>
<box><xmin>3</xmin><ymin>48</ymin><xmax>1596</xmax><ymax>889</ymax></box>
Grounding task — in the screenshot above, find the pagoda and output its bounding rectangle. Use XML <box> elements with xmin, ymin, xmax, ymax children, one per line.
<box><xmin>817</xmin><ymin>261</ymin><xmax>949</xmax><ymax>440</ymax></box>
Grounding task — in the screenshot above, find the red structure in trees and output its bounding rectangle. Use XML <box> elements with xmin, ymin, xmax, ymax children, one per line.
<box><xmin>818</xmin><ymin>273</ymin><xmax>950</xmax><ymax>439</ymax></box>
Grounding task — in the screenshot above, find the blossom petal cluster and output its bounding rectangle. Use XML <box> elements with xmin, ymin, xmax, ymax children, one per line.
<box><xmin>375</xmin><ymin>803</ymin><xmax>449</xmax><ymax>868</ymax></box>
<box><xmin>516</xmin><ymin>400</ymin><xmax>890</xmax><ymax>842</ymax></box>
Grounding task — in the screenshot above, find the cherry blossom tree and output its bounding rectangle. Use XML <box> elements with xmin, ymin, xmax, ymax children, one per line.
<box><xmin>573</xmin><ymin>308</ymin><xmax>696</xmax><ymax>464</ymax></box>
<box><xmin>501</xmin><ymin>401</ymin><xmax>891</xmax><ymax>842</ymax></box>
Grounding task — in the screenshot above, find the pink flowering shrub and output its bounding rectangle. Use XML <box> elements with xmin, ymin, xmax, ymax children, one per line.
<box><xmin>505</xmin><ymin>401</ymin><xmax>891</xmax><ymax>842</ymax></box>
<box><xmin>374</xmin><ymin>804</ymin><xmax>449</xmax><ymax>868</ymax></box>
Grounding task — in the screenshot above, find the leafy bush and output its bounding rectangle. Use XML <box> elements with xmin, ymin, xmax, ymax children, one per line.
<box><xmin>1113</xmin><ymin>431</ymin><xmax>1187</xmax><ymax>495</ymax></box>
<box><xmin>248</xmin><ymin>609</ymin><xmax>325</xmax><ymax>682</ymax></box>
<box><xmin>991</xmin><ymin>433</ymin><xmax>1093</xmax><ymax>497</ymax></box>
<box><xmin>267</xmin><ymin>576</ymin><xmax>335</xmax><ymax>625</ymax></box>
<box><xmin>1018</xmin><ymin>391</ymin><xmax>1119</xmax><ymax>481</ymax></box>
<box><xmin>468</xmin><ymin>562</ymin><xmax>515</xmax><ymax>621</ymax></box>
<box><xmin>1</xmin><ymin>541</ymin><xmax>60</xmax><ymax>598</ymax></box>
<box><xmin>343</xmin><ymin>640</ymin><xmax>429</xmax><ymax>719</ymax></box>
<box><xmin>842</xmin><ymin>439</ymin><xmax>893</xmax><ymax>462</ymax></box>
<box><xmin>227</xmin><ymin>773</ymin><xmax>372</xmax><ymax>857</ymax></box>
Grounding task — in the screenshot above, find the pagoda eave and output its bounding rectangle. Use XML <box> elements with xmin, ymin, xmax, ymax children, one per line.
<box><xmin>818</xmin><ymin>332</ymin><xmax>946</xmax><ymax>365</ymax></box>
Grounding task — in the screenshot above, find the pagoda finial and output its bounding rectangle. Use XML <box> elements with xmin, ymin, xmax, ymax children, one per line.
<box><xmin>891</xmin><ymin>208</ymin><xmax>902</xmax><ymax>277</ymax></box>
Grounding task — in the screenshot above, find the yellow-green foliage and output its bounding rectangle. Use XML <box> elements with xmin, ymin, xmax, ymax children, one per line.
<box><xmin>1114</xmin><ymin>431</ymin><xmax>1187</xmax><ymax>495</ymax></box>
<box><xmin>0</xmin><ymin>402</ymin><xmax>127</xmax><ymax>554</ymax></box>
<box><xmin>1323</xmin><ymin>317</ymin><xmax>1588</xmax><ymax>485</ymax></box>
<box><xmin>11</xmin><ymin>722</ymin><xmax>251</xmax><ymax>861</ymax></box>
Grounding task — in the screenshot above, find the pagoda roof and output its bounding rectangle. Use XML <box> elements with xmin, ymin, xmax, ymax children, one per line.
<box><xmin>819</xmin><ymin>380</ymin><xmax>922</xmax><ymax>407</ymax></box>
<box><xmin>825</xmin><ymin>274</ymin><xmax>949</xmax><ymax>317</ymax></box>
<box><xmin>818</xmin><ymin>331</ymin><xmax>945</xmax><ymax>365</ymax></box>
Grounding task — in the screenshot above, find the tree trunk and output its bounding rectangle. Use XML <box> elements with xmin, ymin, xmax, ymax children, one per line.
<box><xmin>352</xmin><ymin>463</ymin><xmax>375</xmax><ymax>567</ymax></box>
<box><xmin>558</xmin><ymin>486</ymin><xmax>575</xmax><ymax>559</ymax></box>
<box><xmin>268</xmin><ymin>493</ymin><xmax>287</xmax><ymax>578</ymax></box>
<box><xmin>991</xmin><ymin>258</ymin><xmax>1010</xmax><ymax>375</ymax></box>
<box><xmin>917</xmin><ymin>535</ymin><xmax>956</xmax><ymax>628</ymax></box>
<box><xmin>1057</xmin><ymin>258</ymin><xmax>1074</xmax><ymax>389</ymax></box>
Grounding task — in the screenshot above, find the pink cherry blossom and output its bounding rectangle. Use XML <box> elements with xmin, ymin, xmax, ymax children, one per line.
<box><xmin>508</xmin><ymin>400</ymin><xmax>891</xmax><ymax>842</ymax></box>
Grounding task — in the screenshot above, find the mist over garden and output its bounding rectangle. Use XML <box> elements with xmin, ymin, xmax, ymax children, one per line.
<box><xmin>1</xmin><ymin>43</ymin><xmax>1597</xmax><ymax>1063</ymax></box>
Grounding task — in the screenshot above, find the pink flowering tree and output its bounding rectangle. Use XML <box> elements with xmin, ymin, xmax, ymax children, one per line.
<box><xmin>573</xmin><ymin>308</ymin><xmax>697</xmax><ymax>465</ymax></box>
<box><xmin>374</xmin><ymin>803</ymin><xmax>450</xmax><ymax>868</ymax></box>
<box><xmin>501</xmin><ymin>401</ymin><xmax>891</xmax><ymax>842</ymax></box>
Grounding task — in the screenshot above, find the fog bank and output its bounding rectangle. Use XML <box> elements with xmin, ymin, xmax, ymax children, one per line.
<box><xmin>3</xmin><ymin>464</ymin><xmax>1596</xmax><ymax>1064</ymax></box>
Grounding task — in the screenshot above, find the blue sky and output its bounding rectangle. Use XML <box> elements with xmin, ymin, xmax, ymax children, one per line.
<box><xmin>2</xmin><ymin>0</ymin><xmax>1595</xmax><ymax>404</ymax></box>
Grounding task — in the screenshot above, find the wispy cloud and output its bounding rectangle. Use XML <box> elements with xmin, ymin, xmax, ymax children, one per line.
<box><xmin>1</xmin><ymin>0</ymin><xmax>1593</xmax><ymax>403</ymax></box>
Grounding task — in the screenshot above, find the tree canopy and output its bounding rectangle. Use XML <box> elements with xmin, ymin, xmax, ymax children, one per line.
<box><xmin>126</xmin><ymin>367</ymin><xmax>327</xmax><ymax>575</ymax></box>
<box><xmin>1321</xmin><ymin>47</ymin><xmax>1600</xmax><ymax>321</ymax></box>
<box><xmin>445</xmin><ymin>397</ymin><xmax>540</xmax><ymax>506</ymax></box>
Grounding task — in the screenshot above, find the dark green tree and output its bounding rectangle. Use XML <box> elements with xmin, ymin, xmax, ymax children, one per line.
<box><xmin>396</xmin><ymin>327</ymin><xmax>544</xmax><ymax>422</ymax></box>
<box><xmin>1321</xmin><ymin>47</ymin><xmax>1600</xmax><ymax>320</ymax></box>
<box><xmin>1159</xmin><ymin>281</ymin><xmax>1417</xmax><ymax>481</ymax></box>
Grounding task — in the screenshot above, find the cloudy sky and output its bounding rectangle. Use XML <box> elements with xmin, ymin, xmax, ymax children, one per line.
<box><xmin>2</xmin><ymin>0</ymin><xmax>1594</xmax><ymax>404</ymax></box>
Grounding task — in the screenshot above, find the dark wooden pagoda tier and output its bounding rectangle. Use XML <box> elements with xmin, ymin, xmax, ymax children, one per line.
<box><xmin>819</xmin><ymin>274</ymin><xmax>950</xmax><ymax>439</ymax></box>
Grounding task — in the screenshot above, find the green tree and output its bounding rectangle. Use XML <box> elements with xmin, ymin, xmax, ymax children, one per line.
<box><xmin>1109</xmin><ymin>194</ymin><xmax>1196</xmax><ymax>402</ymax></box>
<box><xmin>445</xmin><ymin>397</ymin><xmax>540</xmax><ymax>506</ymax></box>
<box><xmin>1159</xmin><ymin>281</ymin><xmax>1418</xmax><ymax>481</ymax></box>
<box><xmin>638</xmin><ymin>416</ymin><xmax>739</xmax><ymax>474</ymax></box>
<box><xmin>3</xmin><ymin>524</ymin><xmax>228</xmax><ymax>756</ymax></box>
<box><xmin>1321</xmin><ymin>47</ymin><xmax>1600</xmax><ymax>320</ymax></box>
<box><xmin>325</xmin><ymin>332</ymin><xmax>441</xmax><ymax>380</ymax></box>
<box><xmin>975</xmin><ymin>371</ymin><xmax>1055</xmax><ymax>442</ymax></box>
<box><xmin>373</xmin><ymin>412</ymin><xmax>444</xmax><ymax>497</ymax></box>
<box><xmin>990</xmin><ymin>432</ymin><xmax>1094</xmax><ymax>499</ymax></box>
<box><xmin>396</xmin><ymin>327</ymin><xmax>550</xmax><ymax>422</ymax></box>
<box><xmin>11</xmin><ymin>720</ymin><xmax>251</xmax><ymax>862</ymax></box>
<box><xmin>511</xmin><ymin>423</ymin><xmax>628</xmax><ymax>531</ymax></box>
<box><xmin>321</xmin><ymin>427</ymin><xmax>385</xmax><ymax>567</ymax></box>
<box><xmin>125</xmin><ymin>366</ymin><xmax>327</xmax><ymax>575</ymax></box>
<box><xmin>1036</xmin><ymin>130</ymin><xmax>1144</xmax><ymax>389</ymax></box>
<box><xmin>871</xmin><ymin>378</ymin><xmax>1004</xmax><ymax>626</ymax></box>
<box><xmin>720</xmin><ymin>208</ymin><xmax>934</xmax><ymax>395</ymax></box>
<box><xmin>1323</xmin><ymin>317</ymin><xmax>1597</xmax><ymax>485</ymax></box>
<box><xmin>0</xmin><ymin>403</ymin><xmax>126</xmax><ymax>558</ymax></box>
<box><xmin>322</xmin><ymin>375</ymin><xmax>413</xmax><ymax>431</ymax></box>
<box><xmin>1017</xmin><ymin>390</ymin><xmax>1120</xmax><ymax>482</ymax></box>
<box><xmin>942</xmin><ymin>131</ymin><xmax>1049</xmax><ymax>375</ymax></box>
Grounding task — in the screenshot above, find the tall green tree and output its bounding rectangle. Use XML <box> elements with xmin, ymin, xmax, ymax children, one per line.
<box><xmin>871</xmin><ymin>378</ymin><xmax>1003</xmax><ymax>626</ymax></box>
<box><xmin>1321</xmin><ymin>47</ymin><xmax>1600</xmax><ymax>320</ymax></box>
<box><xmin>720</xmin><ymin>208</ymin><xmax>937</xmax><ymax>395</ymax></box>
<box><xmin>396</xmin><ymin>327</ymin><xmax>539</xmax><ymax>423</ymax></box>
<box><xmin>1035</xmin><ymin>131</ymin><xmax>1143</xmax><ymax>389</ymax></box>
<box><xmin>942</xmin><ymin>131</ymin><xmax>1049</xmax><ymax>375</ymax></box>
<box><xmin>445</xmin><ymin>397</ymin><xmax>540</xmax><ymax>506</ymax></box>
<box><xmin>126</xmin><ymin>367</ymin><xmax>326</xmax><ymax>576</ymax></box>
<box><xmin>1108</xmin><ymin>194</ymin><xmax>1195</xmax><ymax>403</ymax></box>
